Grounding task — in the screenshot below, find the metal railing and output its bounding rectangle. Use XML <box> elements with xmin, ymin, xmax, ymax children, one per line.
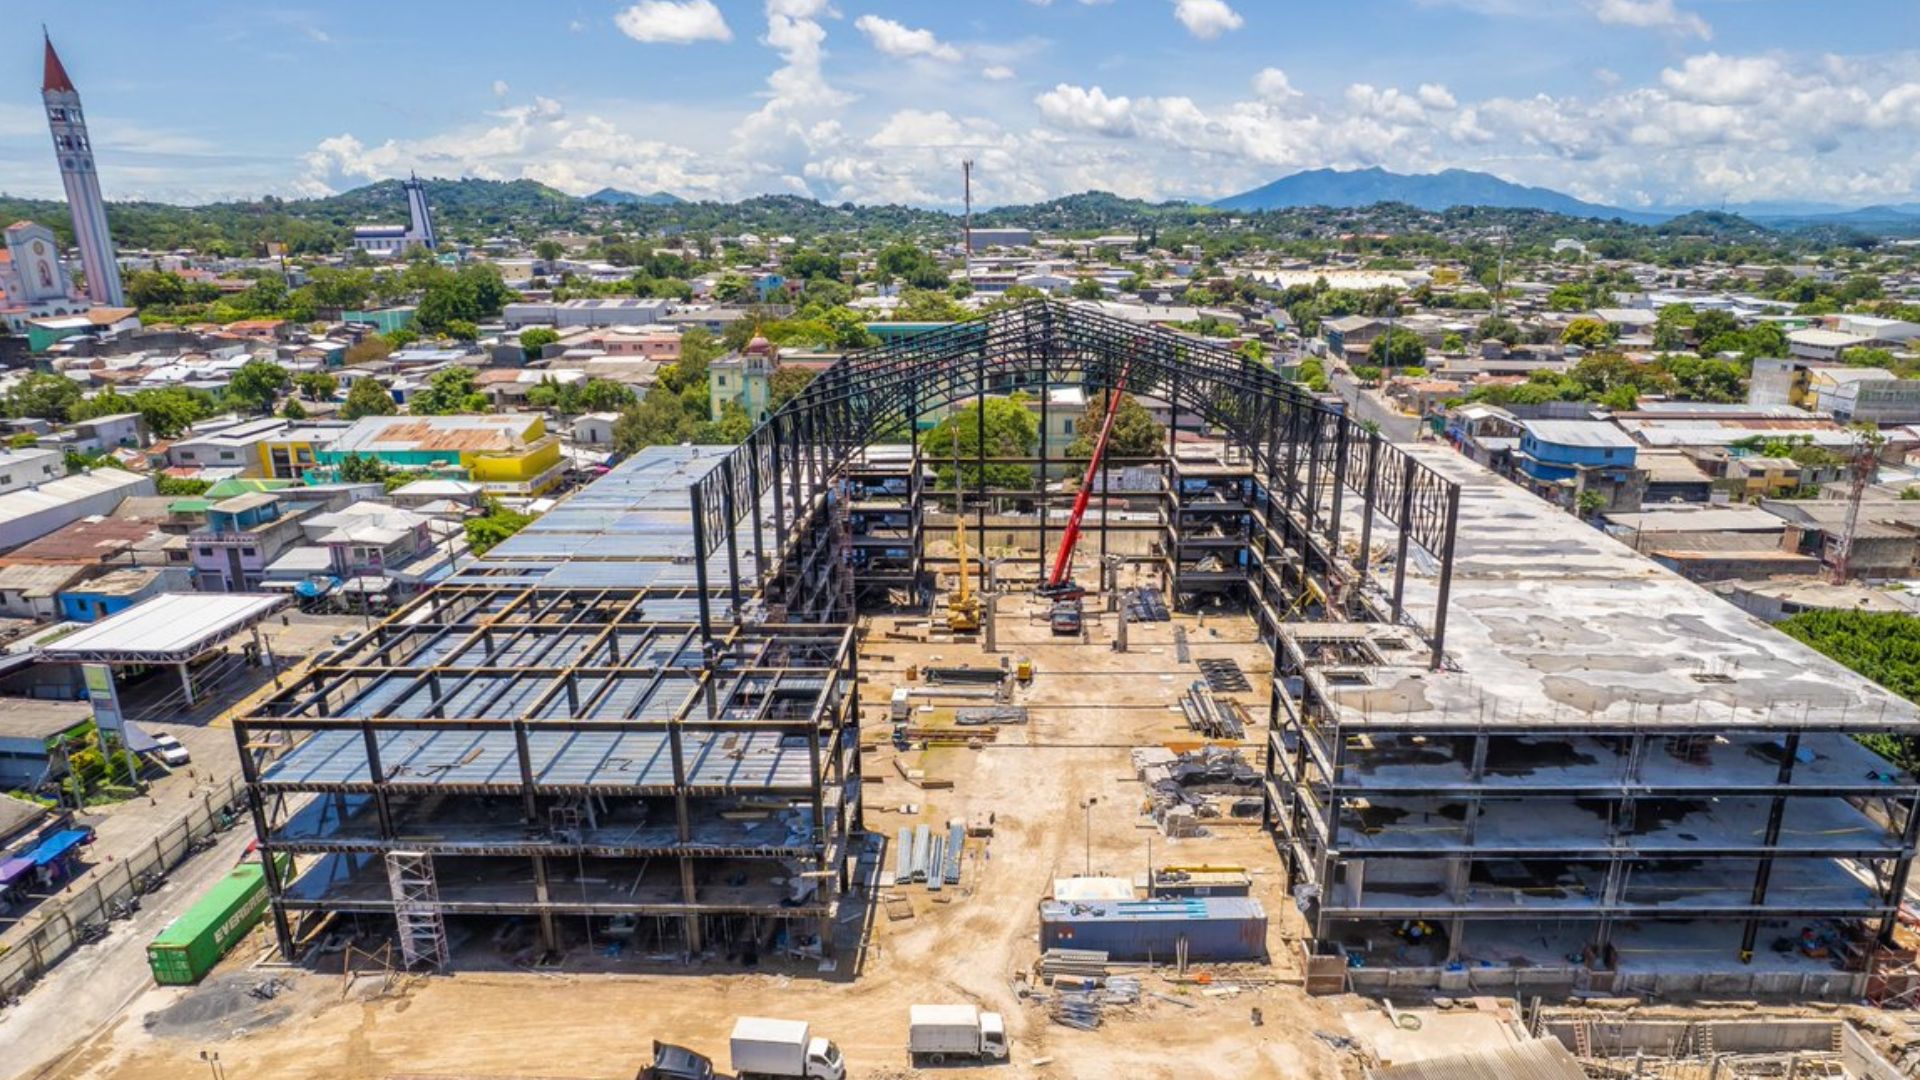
<box><xmin>0</xmin><ymin>773</ymin><xmax>247</xmax><ymax>1005</ymax></box>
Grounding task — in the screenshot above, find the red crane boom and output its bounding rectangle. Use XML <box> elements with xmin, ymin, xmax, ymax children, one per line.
<box><xmin>1045</xmin><ymin>364</ymin><xmax>1132</xmax><ymax>591</ymax></box>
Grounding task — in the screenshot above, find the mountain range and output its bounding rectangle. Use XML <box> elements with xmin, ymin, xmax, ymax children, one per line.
<box><xmin>584</xmin><ymin>187</ymin><xmax>686</xmax><ymax>207</ymax></box>
<box><xmin>1212</xmin><ymin>166</ymin><xmax>1667</xmax><ymax>224</ymax></box>
<box><xmin>1210</xmin><ymin>166</ymin><xmax>1920</xmax><ymax>233</ymax></box>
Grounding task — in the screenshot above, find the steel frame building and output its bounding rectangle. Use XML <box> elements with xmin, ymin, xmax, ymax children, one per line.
<box><xmin>233</xmin><ymin>301</ymin><xmax>1475</xmax><ymax>969</ymax></box>
<box><xmin>1265</xmin><ymin>448</ymin><xmax>1920</xmax><ymax>996</ymax></box>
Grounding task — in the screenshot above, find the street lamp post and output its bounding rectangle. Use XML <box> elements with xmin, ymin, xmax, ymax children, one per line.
<box><xmin>1082</xmin><ymin>796</ymin><xmax>1098</xmax><ymax>877</ymax></box>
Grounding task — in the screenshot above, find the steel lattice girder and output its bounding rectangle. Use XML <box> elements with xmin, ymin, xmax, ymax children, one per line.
<box><xmin>689</xmin><ymin>299</ymin><xmax>1461</xmax><ymax>627</ymax></box>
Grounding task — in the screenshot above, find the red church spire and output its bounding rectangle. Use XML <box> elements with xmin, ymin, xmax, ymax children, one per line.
<box><xmin>43</xmin><ymin>31</ymin><xmax>76</xmax><ymax>94</ymax></box>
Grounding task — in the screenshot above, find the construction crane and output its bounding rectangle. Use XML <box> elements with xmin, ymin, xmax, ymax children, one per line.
<box><xmin>946</xmin><ymin>437</ymin><xmax>981</xmax><ymax>633</ymax></box>
<box><xmin>1830</xmin><ymin>426</ymin><xmax>1885</xmax><ymax>585</ymax></box>
<box><xmin>1040</xmin><ymin>364</ymin><xmax>1133</xmax><ymax>631</ymax></box>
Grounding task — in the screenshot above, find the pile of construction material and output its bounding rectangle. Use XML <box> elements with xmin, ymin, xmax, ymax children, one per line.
<box><xmin>1030</xmin><ymin>950</ymin><xmax>1143</xmax><ymax>1030</ymax></box>
<box><xmin>892</xmin><ymin>821</ymin><xmax>967</xmax><ymax>891</ymax></box>
<box><xmin>1135</xmin><ymin>746</ymin><xmax>1264</xmax><ymax>836</ymax></box>
<box><xmin>1196</xmin><ymin>658</ymin><xmax>1250</xmax><ymax>693</ymax></box>
<box><xmin>1126</xmin><ymin>588</ymin><xmax>1171</xmax><ymax>622</ymax></box>
<box><xmin>1179</xmin><ymin>681</ymin><xmax>1245</xmax><ymax>739</ymax></box>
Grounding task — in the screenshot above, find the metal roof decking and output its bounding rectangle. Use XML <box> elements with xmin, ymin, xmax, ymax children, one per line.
<box><xmin>260</xmin><ymin>727</ymin><xmax>818</xmax><ymax>791</ymax></box>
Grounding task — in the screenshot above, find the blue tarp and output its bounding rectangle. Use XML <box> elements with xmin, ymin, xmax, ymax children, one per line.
<box><xmin>28</xmin><ymin>828</ymin><xmax>90</xmax><ymax>867</ymax></box>
<box><xmin>295</xmin><ymin>576</ymin><xmax>341</xmax><ymax>598</ymax></box>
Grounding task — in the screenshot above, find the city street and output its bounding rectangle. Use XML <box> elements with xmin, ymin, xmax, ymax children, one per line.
<box><xmin>2</xmin><ymin>824</ymin><xmax>255</xmax><ymax>1080</ymax></box>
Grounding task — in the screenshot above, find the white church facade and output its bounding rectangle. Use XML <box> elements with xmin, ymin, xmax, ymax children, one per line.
<box><xmin>352</xmin><ymin>176</ymin><xmax>438</xmax><ymax>256</ymax></box>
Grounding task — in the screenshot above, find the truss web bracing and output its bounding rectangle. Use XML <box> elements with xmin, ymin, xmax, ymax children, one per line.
<box><xmin>687</xmin><ymin>299</ymin><xmax>1463</xmax><ymax>657</ymax></box>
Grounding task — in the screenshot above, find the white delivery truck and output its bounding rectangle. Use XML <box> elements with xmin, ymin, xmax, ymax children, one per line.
<box><xmin>729</xmin><ymin>1017</ymin><xmax>846</xmax><ymax>1080</ymax></box>
<box><xmin>908</xmin><ymin>1003</ymin><xmax>1009</xmax><ymax>1065</ymax></box>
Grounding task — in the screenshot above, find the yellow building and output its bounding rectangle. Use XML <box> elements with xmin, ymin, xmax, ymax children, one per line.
<box><xmin>256</xmin><ymin>424</ymin><xmax>347</xmax><ymax>480</ymax></box>
<box><xmin>316</xmin><ymin>414</ymin><xmax>564</xmax><ymax>496</ymax></box>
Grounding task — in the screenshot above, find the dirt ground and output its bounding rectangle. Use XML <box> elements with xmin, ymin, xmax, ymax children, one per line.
<box><xmin>33</xmin><ymin>589</ymin><xmax>1377</xmax><ymax>1080</ymax></box>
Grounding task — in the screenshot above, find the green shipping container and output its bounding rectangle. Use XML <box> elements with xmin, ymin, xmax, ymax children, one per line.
<box><xmin>146</xmin><ymin>857</ymin><xmax>287</xmax><ymax>986</ymax></box>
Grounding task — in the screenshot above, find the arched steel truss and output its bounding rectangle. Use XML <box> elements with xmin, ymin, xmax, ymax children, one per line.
<box><xmin>686</xmin><ymin>299</ymin><xmax>1462</xmax><ymax>657</ymax></box>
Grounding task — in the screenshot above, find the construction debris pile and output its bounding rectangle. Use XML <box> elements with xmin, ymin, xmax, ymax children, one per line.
<box><xmin>1026</xmin><ymin>949</ymin><xmax>1143</xmax><ymax>1030</ymax></box>
<box><xmin>1125</xmin><ymin>588</ymin><xmax>1171</xmax><ymax>622</ymax></box>
<box><xmin>1134</xmin><ymin>746</ymin><xmax>1263</xmax><ymax>837</ymax></box>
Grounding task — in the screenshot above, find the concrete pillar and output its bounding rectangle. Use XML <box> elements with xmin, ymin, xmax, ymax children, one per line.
<box><xmin>982</xmin><ymin>592</ymin><xmax>997</xmax><ymax>654</ymax></box>
<box><xmin>1113</xmin><ymin>605</ymin><xmax>1129</xmax><ymax>653</ymax></box>
<box><xmin>177</xmin><ymin>662</ymin><xmax>196</xmax><ymax>706</ymax></box>
<box><xmin>531</xmin><ymin>854</ymin><xmax>558</xmax><ymax>953</ymax></box>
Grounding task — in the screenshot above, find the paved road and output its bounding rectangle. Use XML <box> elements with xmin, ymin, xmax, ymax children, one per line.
<box><xmin>1328</xmin><ymin>368</ymin><xmax>1422</xmax><ymax>443</ymax></box>
<box><xmin>3</xmin><ymin>822</ymin><xmax>256</xmax><ymax>1080</ymax></box>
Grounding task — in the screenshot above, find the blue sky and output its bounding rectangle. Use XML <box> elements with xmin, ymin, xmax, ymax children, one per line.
<box><xmin>4</xmin><ymin>1</ymin><xmax>1918</xmax><ymax>209</ymax></box>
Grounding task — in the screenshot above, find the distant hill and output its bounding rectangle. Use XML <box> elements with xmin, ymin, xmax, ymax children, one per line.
<box><xmin>1211</xmin><ymin>167</ymin><xmax>1667</xmax><ymax>224</ymax></box>
<box><xmin>585</xmin><ymin>187</ymin><xmax>686</xmax><ymax>206</ymax></box>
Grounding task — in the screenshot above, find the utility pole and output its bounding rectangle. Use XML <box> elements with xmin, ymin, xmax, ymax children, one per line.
<box><xmin>962</xmin><ymin>160</ymin><xmax>974</xmax><ymax>293</ymax></box>
<box><xmin>1491</xmin><ymin>227</ymin><xmax>1508</xmax><ymax>320</ymax></box>
<box><xmin>1831</xmin><ymin>426</ymin><xmax>1885</xmax><ymax>585</ymax></box>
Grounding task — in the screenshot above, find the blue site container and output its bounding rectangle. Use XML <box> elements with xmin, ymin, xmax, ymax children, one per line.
<box><xmin>1039</xmin><ymin>897</ymin><xmax>1267</xmax><ymax>962</ymax></box>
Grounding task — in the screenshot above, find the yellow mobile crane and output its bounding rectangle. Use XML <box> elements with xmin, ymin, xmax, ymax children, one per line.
<box><xmin>947</xmin><ymin>442</ymin><xmax>981</xmax><ymax>633</ymax></box>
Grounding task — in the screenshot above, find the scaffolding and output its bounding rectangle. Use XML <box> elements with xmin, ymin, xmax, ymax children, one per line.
<box><xmin>386</xmin><ymin>850</ymin><xmax>448</xmax><ymax>970</ymax></box>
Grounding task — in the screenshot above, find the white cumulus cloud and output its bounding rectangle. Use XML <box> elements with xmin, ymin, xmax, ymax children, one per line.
<box><xmin>854</xmin><ymin>15</ymin><xmax>962</xmax><ymax>63</ymax></box>
<box><xmin>1591</xmin><ymin>0</ymin><xmax>1710</xmax><ymax>40</ymax></box>
<box><xmin>982</xmin><ymin>65</ymin><xmax>1016</xmax><ymax>81</ymax></box>
<box><xmin>614</xmin><ymin>0</ymin><xmax>733</xmax><ymax>44</ymax></box>
<box><xmin>1034</xmin><ymin>84</ymin><xmax>1136</xmax><ymax>136</ymax></box>
<box><xmin>1171</xmin><ymin>0</ymin><xmax>1243</xmax><ymax>39</ymax></box>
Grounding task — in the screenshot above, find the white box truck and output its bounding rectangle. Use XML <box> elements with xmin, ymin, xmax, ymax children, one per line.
<box><xmin>908</xmin><ymin>1004</ymin><xmax>1008</xmax><ymax>1065</ymax></box>
<box><xmin>729</xmin><ymin>1017</ymin><xmax>845</xmax><ymax>1080</ymax></box>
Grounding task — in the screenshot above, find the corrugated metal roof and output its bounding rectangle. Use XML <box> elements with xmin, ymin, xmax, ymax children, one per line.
<box><xmin>0</xmin><ymin>469</ymin><xmax>151</xmax><ymax>528</ymax></box>
<box><xmin>1367</xmin><ymin>1038</ymin><xmax>1585</xmax><ymax>1080</ymax></box>
<box><xmin>40</xmin><ymin>592</ymin><xmax>287</xmax><ymax>660</ymax></box>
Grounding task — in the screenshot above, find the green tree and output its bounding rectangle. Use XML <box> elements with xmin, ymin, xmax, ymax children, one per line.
<box><xmin>770</xmin><ymin>366</ymin><xmax>817</xmax><ymax>410</ymax></box>
<box><xmin>6</xmin><ymin>432</ymin><xmax>37</xmax><ymax>449</ymax></box>
<box><xmin>519</xmin><ymin>327</ymin><xmax>559</xmax><ymax>358</ymax></box>
<box><xmin>894</xmin><ymin>289</ymin><xmax>968</xmax><ymax>322</ymax></box>
<box><xmin>1066</xmin><ymin>391</ymin><xmax>1164</xmax><ymax>459</ymax></box>
<box><xmin>340</xmin><ymin>377</ymin><xmax>398</xmax><ymax>420</ymax></box>
<box><xmin>1475</xmin><ymin>315</ymin><xmax>1519</xmax><ymax>344</ymax></box>
<box><xmin>1575</xmin><ymin>489</ymin><xmax>1608</xmax><ymax>517</ymax></box>
<box><xmin>69</xmin><ymin>388</ymin><xmax>134</xmax><ymax>423</ymax></box>
<box><xmin>534</xmin><ymin>239</ymin><xmax>564</xmax><ymax>262</ymax></box>
<box><xmin>124</xmin><ymin>269</ymin><xmax>188</xmax><ymax>309</ymax></box>
<box><xmin>612</xmin><ymin>392</ymin><xmax>700</xmax><ymax>454</ymax></box>
<box><xmin>1373</xmin><ymin>327</ymin><xmax>1427</xmax><ymax>368</ymax></box>
<box><xmin>465</xmin><ymin>501</ymin><xmax>535</xmax><ymax>555</ymax></box>
<box><xmin>281</xmin><ymin>397</ymin><xmax>308</xmax><ymax>420</ymax></box>
<box><xmin>293</xmin><ymin>371</ymin><xmax>338</xmax><ymax>401</ymax></box>
<box><xmin>154</xmin><ymin>475</ymin><xmax>210</xmax><ymax>497</ymax></box>
<box><xmin>1562</xmin><ymin>317</ymin><xmax>1616</xmax><ymax>349</ymax></box>
<box><xmin>1441</xmin><ymin>332</ymin><xmax>1465</xmax><ymax>352</ymax></box>
<box><xmin>1070</xmin><ymin>278</ymin><xmax>1105</xmax><ymax>300</ymax></box>
<box><xmin>713</xmin><ymin>273</ymin><xmax>754</xmax><ymax>303</ymax></box>
<box><xmin>335</xmin><ymin>452</ymin><xmax>392</xmax><ymax>484</ymax></box>
<box><xmin>922</xmin><ymin>396</ymin><xmax>1038</xmax><ymax>490</ymax></box>
<box><xmin>408</xmin><ymin>367</ymin><xmax>490</xmax><ymax>415</ymax></box>
<box><xmin>128</xmin><ymin>387</ymin><xmax>216</xmax><ymax>438</ymax></box>
<box><xmin>226</xmin><ymin>360</ymin><xmax>290</xmax><ymax>413</ymax></box>
<box><xmin>1778</xmin><ymin>610</ymin><xmax>1920</xmax><ymax>770</ymax></box>
<box><xmin>5</xmin><ymin>373</ymin><xmax>82</xmax><ymax>421</ymax></box>
<box><xmin>345</xmin><ymin>334</ymin><xmax>395</xmax><ymax>365</ymax></box>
